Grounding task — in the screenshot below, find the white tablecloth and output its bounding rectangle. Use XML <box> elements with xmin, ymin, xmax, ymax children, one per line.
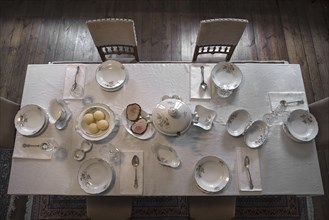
<box><xmin>8</xmin><ymin>63</ymin><xmax>324</xmax><ymax>196</ymax></box>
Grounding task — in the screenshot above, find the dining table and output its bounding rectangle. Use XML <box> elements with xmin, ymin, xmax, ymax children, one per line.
<box><xmin>8</xmin><ymin>62</ymin><xmax>324</xmax><ymax>196</ymax></box>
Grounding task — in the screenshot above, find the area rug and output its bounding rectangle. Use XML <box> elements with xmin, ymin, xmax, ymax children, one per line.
<box><xmin>0</xmin><ymin>147</ymin><xmax>14</xmax><ymax>220</ymax></box>
<box><xmin>1</xmin><ymin>148</ymin><xmax>313</xmax><ymax>219</ymax></box>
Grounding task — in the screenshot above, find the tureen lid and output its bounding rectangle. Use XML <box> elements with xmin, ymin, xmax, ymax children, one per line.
<box><xmin>152</xmin><ymin>98</ymin><xmax>192</xmax><ymax>136</ymax></box>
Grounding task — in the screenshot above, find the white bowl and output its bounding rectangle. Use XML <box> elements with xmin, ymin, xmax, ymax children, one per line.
<box><xmin>95</xmin><ymin>60</ymin><xmax>126</xmax><ymax>91</ymax></box>
<box><xmin>226</xmin><ymin>109</ymin><xmax>252</xmax><ymax>137</ymax></box>
<box><xmin>75</xmin><ymin>103</ymin><xmax>115</xmax><ymax>141</ymax></box>
<box><xmin>211</xmin><ymin>62</ymin><xmax>242</xmax><ymax>90</ymax></box>
<box><xmin>284</xmin><ymin>109</ymin><xmax>318</xmax><ymax>142</ymax></box>
<box><xmin>244</xmin><ymin>120</ymin><xmax>269</xmax><ymax>148</ymax></box>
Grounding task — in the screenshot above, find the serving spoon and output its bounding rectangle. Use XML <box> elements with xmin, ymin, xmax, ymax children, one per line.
<box><xmin>200</xmin><ymin>66</ymin><xmax>207</xmax><ymax>91</ymax></box>
<box><xmin>244</xmin><ymin>156</ymin><xmax>254</xmax><ymax>189</ymax></box>
<box><xmin>132</xmin><ymin>155</ymin><xmax>140</xmax><ymax>188</ymax></box>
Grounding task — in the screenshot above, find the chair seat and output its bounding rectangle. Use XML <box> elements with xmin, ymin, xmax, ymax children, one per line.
<box><xmin>0</xmin><ymin>97</ymin><xmax>20</xmax><ymax>148</ymax></box>
<box><xmin>87</xmin><ymin>196</ymin><xmax>132</xmax><ymax>220</ymax></box>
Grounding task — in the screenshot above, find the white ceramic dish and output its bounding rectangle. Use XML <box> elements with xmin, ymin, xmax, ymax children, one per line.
<box><xmin>193</xmin><ymin>105</ymin><xmax>216</xmax><ymax>130</ymax></box>
<box><xmin>226</xmin><ymin>109</ymin><xmax>252</xmax><ymax>137</ymax></box>
<box><xmin>244</xmin><ymin>120</ymin><xmax>269</xmax><ymax>148</ymax></box>
<box><xmin>211</xmin><ymin>62</ymin><xmax>242</xmax><ymax>90</ymax></box>
<box><xmin>152</xmin><ymin>98</ymin><xmax>195</xmax><ymax>136</ymax></box>
<box><xmin>75</xmin><ymin>103</ymin><xmax>116</xmax><ymax>141</ymax></box>
<box><xmin>282</xmin><ymin>123</ymin><xmax>303</xmax><ymax>143</ymax></box>
<box><xmin>121</xmin><ymin>108</ymin><xmax>155</xmax><ymax>140</ymax></box>
<box><xmin>14</xmin><ymin>104</ymin><xmax>48</xmax><ymax>136</ymax></box>
<box><xmin>78</xmin><ymin>158</ymin><xmax>114</xmax><ymax>194</ymax></box>
<box><xmin>194</xmin><ymin>156</ymin><xmax>230</xmax><ymax>193</ymax></box>
<box><xmin>284</xmin><ymin>109</ymin><xmax>318</xmax><ymax>142</ymax></box>
<box><xmin>95</xmin><ymin>60</ymin><xmax>126</xmax><ymax>91</ymax></box>
<box><xmin>152</xmin><ymin>143</ymin><xmax>181</xmax><ymax>168</ymax></box>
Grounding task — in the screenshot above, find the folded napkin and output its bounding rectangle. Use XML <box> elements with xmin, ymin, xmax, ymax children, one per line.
<box><xmin>236</xmin><ymin>147</ymin><xmax>262</xmax><ymax>191</ymax></box>
<box><xmin>268</xmin><ymin>92</ymin><xmax>307</xmax><ymax>112</ymax></box>
<box><xmin>63</xmin><ymin>65</ymin><xmax>86</xmax><ymax>99</ymax></box>
<box><xmin>120</xmin><ymin>151</ymin><xmax>143</xmax><ymax>195</ymax></box>
<box><xmin>190</xmin><ymin>65</ymin><xmax>212</xmax><ymax>99</ymax></box>
<box><xmin>13</xmin><ymin>137</ymin><xmax>56</xmax><ymax>160</ymax></box>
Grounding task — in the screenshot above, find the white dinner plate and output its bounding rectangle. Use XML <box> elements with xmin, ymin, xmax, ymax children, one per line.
<box><xmin>78</xmin><ymin>158</ymin><xmax>114</xmax><ymax>194</ymax></box>
<box><xmin>194</xmin><ymin>156</ymin><xmax>230</xmax><ymax>193</ymax></box>
<box><xmin>211</xmin><ymin>62</ymin><xmax>242</xmax><ymax>90</ymax></box>
<box><xmin>284</xmin><ymin>109</ymin><xmax>318</xmax><ymax>142</ymax></box>
<box><xmin>14</xmin><ymin>104</ymin><xmax>48</xmax><ymax>136</ymax></box>
<box><xmin>244</xmin><ymin>120</ymin><xmax>269</xmax><ymax>148</ymax></box>
<box><xmin>121</xmin><ymin>108</ymin><xmax>155</xmax><ymax>140</ymax></box>
<box><xmin>193</xmin><ymin>105</ymin><xmax>217</xmax><ymax>130</ymax></box>
<box><xmin>95</xmin><ymin>60</ymin><xmax>126</xmax><ymax>91</ymax></box>
<box><xmin>226</xmin><ymin>109</ymin><xmax>252</xmax><ymax>137</ymax></box>
<box><xmin>75</xmin><ymin>103</ymin><xmax>116</xmax><ymax>141</ymax></box>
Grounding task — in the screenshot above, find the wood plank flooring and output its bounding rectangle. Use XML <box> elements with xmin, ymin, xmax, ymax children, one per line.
<box><xmin>0</xmin><ymin>0</ymin><xmax>328</xmax><ymax>219</ymax></box>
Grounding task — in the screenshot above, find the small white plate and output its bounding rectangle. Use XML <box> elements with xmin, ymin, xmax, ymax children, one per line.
<box><xmin>121</xmin><ymin>108</ymin><xmax>155</xmax><ymax>140</ymax></box>
<box><xmin>194</xmin><ymin>156</ymin><xmax>230</xmax><ymax>193</ymax></box>
<box><xmin>226</xmin><ymin>109</ymin><xmax>252</xmax><ymax>137</ymax></box>
<box><xmin>152</xmin><ymin>143</ymin><xmax>181</xmax><ymax>168</ymax></box>
<box><xmin>211</xmin><ymin>62</ymin><xmax>242</xmax><ymax>90</ymax></box>
<box><xmin>78</xmin><ymin>158</ymin><xmax>114</xmax><ymax>194</ymax></box>
<box><xmin>193</xmin><ymin>105</ymin><xmax>216</xmax><ymax>130</ymax></box>
<box><xmin>284</xmin><ymin>109</ymin><xmax>318</xmax><ymax>142</ymax></box>
<box><xmin>244</xmin><ymin>120</ymin><xmax>269</xmax><ymax>148</ymax></box>
<box><xmin>14</xmin><ymin>104</ymin><xmax>48</xmax><ymax>136</ymax></box>
<box><xmin>75</xmin><ymin>103</ymin><xmax>116</xmax><ymax>141</ymax></box>
<box><xmin>95</xmin><ymin>60</ymin><xmax>126</xmax><ymax>91</ymax></box>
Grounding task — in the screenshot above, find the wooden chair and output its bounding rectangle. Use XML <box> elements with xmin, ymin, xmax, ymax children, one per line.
<box><xmin>192</xmin><ymin>18</ymin><xmax>248</xmax><ymax>63</ymax></box>
<box><xmin>0</xmin><ymin>97</ymin><xmax>20</xmax><ymax>148</ymax></box>
<box><xmin>86</xmin><ymin>18</ymin><xmax>139</xmax><ymax>63</ymax></box>
<box><xmin>87</xmin><ymin>196</ymin><xmax>132</xmax><ymax>220</ymax></box>
<box><xmin>309</xmin><ymin>97</ymin><xmax>329</xmax><ymax>151</ymax></box>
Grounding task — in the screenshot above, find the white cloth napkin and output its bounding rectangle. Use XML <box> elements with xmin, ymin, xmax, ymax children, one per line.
<box><xmin>268</xmin><ymin>92</ymin><xmax>307</xmax><ymax>112</ymax></box>
<box><xmin>63</xmin><ymin>65</ymin><xmax>86</xmax><ymax>99</ymax></box>
<box><xmin>190</xmin><ymin>65</ymin><xmax>212</xmax><ymax>99</ymax></box>
<box><xmin>13</xmin><ymin>137</ymin><xmax>56</xmax><ymax>160</ymax></box>
<box><xmin>120</xmin><ymin>151</ymin><xmax>143</xmax><ymax>195</ymax></box>
<box><xmin>236</xmin><ymin>147</ymin><xmax>262</xmax><ymax>191</ymax></box>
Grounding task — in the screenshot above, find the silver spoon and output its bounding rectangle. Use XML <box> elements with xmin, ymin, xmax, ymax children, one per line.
<box><xmin>71</xmin><ymin>66</ymin><xmax>80</xmax><ymax>91</ymax></box>
<box><xmin>200</xmin><ymin>66</ymin><xmax>207</xmax><ymax>91</ymax></box>
<box><xmin>132</xmin><ymin>155</ymin><xmax>140</xmax><ymax>188</ymax></box>
<box><xmin>244</xmin><ymin>156</ymin><xmax>254</xmax><ymax>189</ymax></box>
<box><xmin>280</xmin><ymin>99</ymin><xmax>304</xmax><ymax>106</ymax></box>
<box><xmin>23</xmin><ymin>142</ymin><xmax>53</xmax><ymax>151</ymax></box>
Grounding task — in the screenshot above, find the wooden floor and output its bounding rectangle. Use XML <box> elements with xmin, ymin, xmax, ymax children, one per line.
<box><xmin>0</xmin><ymin>0</ymin><xmax>328</xmax><ymax>219</ymax></box>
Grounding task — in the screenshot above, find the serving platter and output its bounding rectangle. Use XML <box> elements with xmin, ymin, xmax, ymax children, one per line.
<box><xmin>78</xmin><ymin>158</ymin><xmax>114</xmax><ymax>194</ymax></box>
<box><xmin>121</xmin><ymin>108</ymin><xmax>155</xmax><ymax>140</ymax></box>
<box><xmin>194</xmin><ymin>156</ymin><xmax>230</xmax><ymax>193</ymax></box>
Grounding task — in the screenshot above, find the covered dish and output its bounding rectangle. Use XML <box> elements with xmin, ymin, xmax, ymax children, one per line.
<box><xmin>152</xmin><ymin>96</ymin><xmax>198</xmax><ymax>136</ymax></box>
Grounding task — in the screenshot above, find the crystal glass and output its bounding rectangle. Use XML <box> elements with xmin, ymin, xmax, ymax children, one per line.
<box><xmin>263</xmin><ymin>101</ymin><xmax>289</xmax><ymax>126</ymax></box>
<box><xmin>100</xmin><ymin>143</ymin><xmax>121</xmax><ymax>163</ymax></box>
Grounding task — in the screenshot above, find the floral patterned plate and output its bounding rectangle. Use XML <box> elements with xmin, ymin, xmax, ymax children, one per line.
<box><xmin>226</xmin><ymin>109</ymin><xmax>252</xmax><ymax>137</ymax></box>
<box><xmin>284</xmin><ymin>109</ymin><xmax>318</xmax><ymax>142</ymax></box>
<box><xmin>78</xmin><ymin>158</ymin><xmax>114</xmax><ymax>194</ymax></box>
<box><xmin>95</xmin><ymin>60</ymin><xmax>126</xmax><ymax>91</ymax></box>
<box><xmin>211</xmin><ymin>62</ymin><xmax>242</xmax><ymax>90</ymax></box>
<box><xmin>244</xmin><ymin>120</ymin><xmax>269</xmax><ymax>148</ymax></box>
<box><xmin>194</xmin><ymin>156</ymin><xmax>230</xmax><ymax>193</ymax></box>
